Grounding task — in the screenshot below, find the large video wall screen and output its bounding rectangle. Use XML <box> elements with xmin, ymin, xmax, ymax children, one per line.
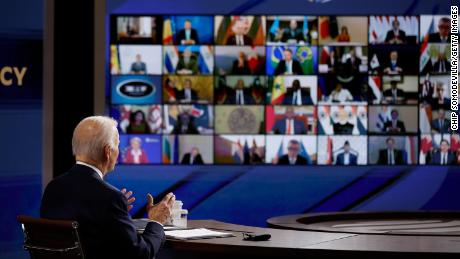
<box><xmin>108</xmin><ymin>15</ymin><xmax>459</xmax><ymax>165</ymax></box>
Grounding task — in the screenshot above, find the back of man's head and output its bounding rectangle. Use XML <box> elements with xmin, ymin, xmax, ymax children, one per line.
<box><xmin>72</xmin><ymin>116</ymin><xmax>118</xmax><ymax>163</ymax></box>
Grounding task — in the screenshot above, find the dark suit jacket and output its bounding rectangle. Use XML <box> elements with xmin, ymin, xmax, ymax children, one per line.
<box><xmin>333</xmin><ymin>122</ymin><xmax>354</xmax><ymax>135</ymax></box>
<box><xmin>274</xmin><ymin>60</ymin><xmax>303</xmax><ymax>75</ymax></box>
<box><xmin>431</xmin><ymin>151</ymin><xmax>456</xmax><ymax>165</ymax></box>
<box><xmin>281</xmin><ymin>29</ymin><xmax>305</xmax><ymax>43</ymax></box>
<box><xmin>428</xmin><ymin>33</ymin><xmax>451</xmax><ymax>43</ymax></box>
<box><xmin>226</xmin><ymin>34</ymin><xmax>253</xmax><ymax>45</ymax></box>
<box><xmin>181</xmin><ymin>153</ymin><xmax>204</xmax><ymax>165</ymax></box>
<box><xmin>226</xmin><ymin>89</ymin><xmax>254</xmax><ymax>104</ymax></box>
<box><xmin>383</xmin><ymin>120</ymin><xmax>406</xmax><ymax>133</ymax></box>
<box><xmin>273</xmin><ymin>119</ymin><xmax>306</xmax><ymax>134</ymax></box>
<box><xmin>377</xmin><ymin>149</ymin><xmax>404</xmax><ymax>165</ymax></box>
<box><xmin>176</xmin><ymin>88</ymin><xmax>198</xmax><ymax>103</ymax></box>
<box><xmin>431</xmin><ymin>118</ymin><xmax>451</xmax><ymax>133</ymax></box>
<box><xmin>40</xmin><ymin>164</ymin><xmax>165</xmax><ymax>259</ymax></box>
<box><xmin>283</xmin><ymin>89</ymin><xmax>313</xmax><ymax>105</ymax></box>
<box><xmin>335</xmin><ymin>153</ymin><xmax>358</xmax><ymax>165</ymax></box>
<box><xmin>384</xmin><ymin>30</ymin><xmax>407</xmax><ymax>43</ymax></box>
<box><xmin>176</xmin><ymin>29</ymin><xmax>199</xmax><ymax>44</ymax></box>
<box><xmin>278</xmin><ymin>154</ymin><xmax>308</xmax><ymax>165</ymax></box>
<box><xmin>383</xmin><ymin>88</ymin><xmax>406</xmax><ymax>103</ymax></box>
<box><xmin>176</xmin><ymin>56</ymin><xmax>199</xmax><ymax>74</ymax></box>
<box><xmin>433</xmin><ymin>60</ymin><xmax>450</xmax><ymax>73</ymax></box>
<box><xmin>231</xmin><ymin>60</ymin><xmax>251</xmax><ymax>75</ymax></box>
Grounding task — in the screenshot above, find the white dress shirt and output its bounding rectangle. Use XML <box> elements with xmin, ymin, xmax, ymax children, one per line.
<box><xmin>286</xmin><ymin>60</ymin><xmax>293</xmax><ymax>74</ymax></box>
<box><xmin>331</xmin><ymin>89</ymin><xmax>353</xmax><ymax>103</ymax></box>
<box><xmin>236</xmin><ymin>90</ymin><xmax>245</xmax><ymax>105</ymax></box>
<box><xmin>293</xmin><ymin>89</ymin><xmax>302</xmax><ymax>105</ymax></box>
<box><xmin>343</xmin><ymin>153</ymin><xmax>350</xmax><ymax>165</ymax></box>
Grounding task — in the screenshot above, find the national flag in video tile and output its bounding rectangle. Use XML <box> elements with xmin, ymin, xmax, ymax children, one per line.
<box><xmin>163</xmin><ymin>16</ymin><xmax>176</xmax><ymax>44</ymax></box>
<box><xmin>162</xmin><ymin>137</ymin><xmax>172</xmax><ymax>164</ymax></box>
<box><xmin>164</xmin><ymin>46</ymin><xmax>179</xmax><ymax>73</ymax></box>
<box><xmin>198</xmin><ymin>46</ymin><xmax>213</xmax><ymax>74</ymax></box>
<box><xmin>369</xmin><ymin>76</ymin><xmax>382</xmax><ymax>103</ymax></box>
<box><xmin>404</xmin><ymin>136</ymin><xmax>416</xmax><ymax>164</ymax></box>
<box><xmin>270</xmin><ymin>76</ymin><xmax>286</xmax><ymax>104</ymax></box>
<box><xmin>296</xmin><ymin>46</ymin><xmax>314</xmax><ymax>74</ymax></box>
<box><xmin>419</xmin><ymin>135</ymin><xmax>433</xmax><ymax>164</ymax></box>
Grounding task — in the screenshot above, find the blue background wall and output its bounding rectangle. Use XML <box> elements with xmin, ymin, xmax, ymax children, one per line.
<box><xmin>0</xmin><ymin>0</ymin><xmax>457</xmax><ymax>258</ymax></box>
<box><xmin>0</xmin><ymin>0</ymin><xmax>43</xmax><ymax>257</ymax></box>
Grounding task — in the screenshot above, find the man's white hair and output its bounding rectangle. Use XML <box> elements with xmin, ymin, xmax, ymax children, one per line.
<box><xmin>72</xmin><ymin>116</ymin><xmax>118</xmax><ymax>161</ymax></box>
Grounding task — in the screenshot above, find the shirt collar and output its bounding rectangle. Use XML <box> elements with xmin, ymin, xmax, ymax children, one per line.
<box><xmin>76</xmin><ymin>161</ymin><xmax>104</xmax><ymax>180</ymax></box>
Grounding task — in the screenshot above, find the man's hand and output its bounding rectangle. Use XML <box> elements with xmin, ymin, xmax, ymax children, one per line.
<box><xmin>146</xmin><ymin>192</ymin><xmax>175</xmax><ymax>225</ymax></box>
<box><xmin>121</xmin><ymin>188</ymin><xmax>135</xmax><ymax>211</ymax></box>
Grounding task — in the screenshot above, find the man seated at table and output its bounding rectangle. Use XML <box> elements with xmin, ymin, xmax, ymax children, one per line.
<box><xmin>40</xmin><ymin>116</ymin><xmax>175</xmax><ymax>259</ymax></box>
<box><xmin>176</xmin><ymin>19</ymin><xmax>199</xmax><ymax>45</ymax></box>
<box><xmin>383</xmin><ymin>109</ymin><xmax>406</xmax><ymax>133</ymax></box>
<box><xmin>181</xmin><ymin>147</ymin><xmax>204</xmax><ymax>165</ymax></box>
<box><xmin>274</xmin><ymin>49</ymin><xmax>303</xmax><ymax>75</ymax></box>
<box><xmin>277</xmin><ymin>139</ymin><xmax>308</xmax><ymax>165</ymax></box>
<box><xmin>226</xmin><ymin>19</ymin><xmax>253</xmax><ymax>46</ymax></box>
<box><xmin>377</xmin><ymin>137</ymin><xmax>404</xmax><ymax>165</ymax></box>
<box><xmin>176</xmin><ymin>79</ymin><xmax>198</xmax><ymax>103</ymax></box>
<box><xmin>431</xmin><ymin>139</ymin><xmax>456</xmax><ymax>165</ymax></box>
<box><xmin>272</xmin><ymin>106</ymin><xmax>307</xmax><ymax>134</ymax></box>
<box><xmin>335</xmin><ymin>141</ymin><xmax>358</xmax><ymax>165</ymax></box>
<box><xmin>283</xmin><ymin>79</ymin><xmax>313</xmax><ymax>105</ymax></box>
<box><xmin>383</xmin><ymin>80</ymin><xmax>406</xmax><ymax>104</ymax></box>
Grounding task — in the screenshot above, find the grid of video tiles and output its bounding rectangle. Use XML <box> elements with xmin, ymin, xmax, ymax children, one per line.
<box><xmin>108</xmin><ymin>15</ymin><xmax>459</xmax><ymax>165</ymax></box>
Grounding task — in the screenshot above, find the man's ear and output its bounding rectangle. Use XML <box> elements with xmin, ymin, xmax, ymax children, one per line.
<box><xmin>104</xmin><ymin>145</ymin><xmax>111</xmax><ymax>162</ymax></box>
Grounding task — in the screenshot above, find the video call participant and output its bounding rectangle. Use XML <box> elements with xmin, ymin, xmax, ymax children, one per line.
<box><xmin>337</xmin><ymin>26</ymin><xmax>350</xmax><ymax>42</ymax></box>
<box><xmin>431</xmin><ymin>109</ymin><xmax>452</xmax><ymax>134</ymax></box>
<box><xmin>326</xmin><ymin>50</ymin><xmax>339</xmax><ymax>73</ymax></box>
<box><xmin>328</xmin><ymin>83</ymin><xmax>353</xmax><ymax>103</ymax></box>
<box><xmin>283</xmin><ymin>79</ymin><xmax>313</xmax><ymax>105</ymax></box>
<box><xmin>41</xmin><ymin>116</ymin><xmax>175</xmax><ymax>259</ymax></box>
<box><xmin>383</xmin><ymin>51</ymin><xmax>403</xmax><ymax>74</ymax></box>
<box><xmin>422</xmin><ymin>52</ymin><xmax>450</xmax><ymax>74</ymax></box>
<box><xmin>420</xmin><ymin>74</ymin><xmax>435</xmax><ymax>105</ymax></box>
<box><xmin>344</xmin><ymin>48</ymin><xmax>362</xmax><ymax>74</ymax></box>
<box><xmin>383</xmin><ymin>109</ymin><xmax>406</xmax><ymax>134</ymax></box>
<box><xmin>428</xmin><ymin>17</ymin><xmax>451</xmax><ymax>43</ymax></box>
<box><xmin>172</xmin><ymin>112</ymin><xmax>199</xmax><ymax>134</ymax></box>
<box><xmin>130</xmin><ymin>54</ymin><xmax>147</xmax><ymax>74</ymax></box>
<box><xmin>377</xmin><ymin>137</ymin><xmax>404</xmax><ymax>165</ymax></box>
<box><xmin>272</xmin><ymin>106</ymin><xmax>307</xmax><ymax>134</ymax></box>
<box><xmin>176</xmin><ymin>79</ymin><xmax>198</xmax><ymax>103</ymax></box>
<box><xmin>335</xmin><ymin>141</ymin><xmax>358</xmax><ymax>165</ymax></box>
<box><xmin>281</xmin><ymin>20</ymin><xmax>306</xmax><ymax>44</ymax></box>
<box><xmin>176</xmin><ymin>19</ymin><xmax>199</xmax><ymax>45</ymax></box>
<box><xmin>228</xmin><ymin>79</ymin><xmax>253</xmax><ymax>104</ymax></box>
<box><xmin>277</xmin><ymin>139</ymin><xmax>308</xmax><ymax>165</ymax></box>
<box><xmin>274</xmin><ymin>49</ymin><xmax>303</xmax><ymax>75</ymax></box>
<box><xmin>123</xmin><ymin>137</ymin><xmax>149</xmax><ymax>164</ymax></box>
<box><xmin>431</xmin><ymin>82</ymin><xmax>450</xmax><ymax>110</ymax></box>
<box><xmin>431</xmin><ymin>139</ymin><xmax>455</xmax><ymax>165</ymax></box>
<box><xmin>176</xmin><ymin>48</ymin><xmax>199</xmax><ymax>75</ymax></box>
<box><xmin>126</xmin><ymin>110</ymin><xmax>151</xmax><ymax>134</ymax></box>
<box><xmin>226</xmin><ymin>19</ymin><xmax>253</xmax><ymax>46</ymax></box>
<box><xmin>231</xmin><ymin>52</ymin><xmax>251</xmax><ymax>75</ymax></box>
<box><xmin>181</xmin><ymin>147</ymin><xmax>204</xmax><ymax>165</ymax></box>
<box><xmin>383</xmin><ymin>81</ymin><xmax>406</xmax><ymax>104</ymax></box>
<box><xmin>384</xmin><ymin>20</ymin><xmax>407</xmax><ymax>44</ymax></box>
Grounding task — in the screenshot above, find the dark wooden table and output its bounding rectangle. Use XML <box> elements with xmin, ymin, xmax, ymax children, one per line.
<box><xmin>156</xmin><ymin>220</ymin><xmax>460</xmax><ymax>259</ymax></box>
